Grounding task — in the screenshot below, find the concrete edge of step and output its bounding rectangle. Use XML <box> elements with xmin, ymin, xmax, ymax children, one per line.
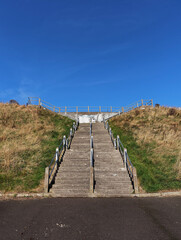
<box><xmin>0</xmin><ymin>191</ymin><xmax>181</xmax><ymax>199</ymax></box>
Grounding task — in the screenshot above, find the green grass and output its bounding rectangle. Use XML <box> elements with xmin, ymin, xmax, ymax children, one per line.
<box><xmin>0</xmin><ymin>107</ymin><xmax>73</xmax><ymax>192</ymax></box>
<box><xmin>109</xmin><ymin>123</ymin><xmax>181</xmax><ymax>192</ymax></box>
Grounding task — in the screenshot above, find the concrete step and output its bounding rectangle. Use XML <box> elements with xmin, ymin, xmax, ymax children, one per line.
<box><xmin>52</xmin><ymin>184</ymin><xmax>89</xmax><ymax>190</ymax></box>
<box><xmin>56</xmin><ymin>172</ymin><xmax>89</xmax><ymax>178</ymax></box>
<box><xmin>55</xmin><ymin>179</ymin><xmax>90</xmax><ymax>184</ymax></box>
<box><xmin>55</xmin><ymin>173</ymin><xmax>90</xmax><ymax>181</ymax></box>
<box><xmin>95</xmin><ymin>184</ymin><xmax>132</xmax><ymax>189</ymax></box>
<box><xmin>51</xmin><ymin>189</ymin><xmax>89</xmax><ymax>194</ymax></box>
<box><xmin>51</xmin><ymin>192</ymin><xmax>90</xmax><ymax>197</ymax></box>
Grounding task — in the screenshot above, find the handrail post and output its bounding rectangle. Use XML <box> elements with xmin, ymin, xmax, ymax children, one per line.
<box><xmin>90</xmin><ymin>123</ymin><xmax>92</xmax><ymax>136</ymax></box>
<box><xmin>70</xmin><ymin>128</ymin><xmax>73</xmax><ymax>138</ymax></box>
<box><xmin>63</xmin><ymin>135</ymin><xmax>66</xmax><ymax>150</ymax></box>
<box><xmin>90</xmin><ymin>135</ymin><xmax>93</xmax><ymax>148</ymax></box>
<box><xmin>73</xmin><ymin>122</ymin><xmax>75</xmax><ymax>132</ymax></box>
<box><xmin>56</xmin><ymin>147</ymin><xmax>59</xmax><ymax>162</ymax></box>
<box><xmin>117</xmin><ymin>135</ymin><xmax>120</xmax><ymax>150</ymax></box>
<box><xmin>44</xmin><ymin>167</ymin><xmax>49</xmax><ymax>193</ymax></box>
<box><xmin>133</xmin><ymin>167</ymin><xmax>139</xmax><ymax>194</ymax></box>
<box><xmin>114</xmin><ymin>138</ymin><xmax>117</xmax><ymax>149</ymax></box>
<box><xmin>124</xmin><ymin>148</ymin><xmax>127</xmax><ymax>168</ymax></box>
<box><xmin>109</xmin><ymin>127</ymin><xmax>111</xmax><ymax>136</ymax></box>
<box><xmin>66</xmin><ymin>138</ymin><xmax>69</xmax><ymax>149</ymax></box>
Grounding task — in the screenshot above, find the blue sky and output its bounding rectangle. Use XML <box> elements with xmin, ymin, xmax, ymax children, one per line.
<box><xmin>0</xmin><ymin>0</ymin><xmax>181</xmax><ymax>107</ymax></box>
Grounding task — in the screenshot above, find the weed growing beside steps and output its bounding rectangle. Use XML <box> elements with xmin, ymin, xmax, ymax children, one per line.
<box><xmin>0</xmin><ymin>104</ymin><xmax>73</xmax><ymax>193</ymax></box>
<box><xmin>109</xmin><ymin>106</ymin><xmax>181</xmax><ymax>192</ymax></box>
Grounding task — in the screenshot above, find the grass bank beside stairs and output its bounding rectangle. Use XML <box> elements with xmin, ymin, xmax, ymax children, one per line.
<box><xmin>0</xmin><ymin>104</ymin><xmax>73</xmax><ymax>193</ymax></box>
<box><xmin>109</xmin><ymin>106</ymin><xmax>181</xmax><ymax>193</ymax></box>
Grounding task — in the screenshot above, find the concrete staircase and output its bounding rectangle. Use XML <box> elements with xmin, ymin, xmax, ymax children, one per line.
<box><xmin>50</xmin><ymin>123</ymin><xmax>133</xmax><ymax>197</ymax></box>
<box><xmin>50</xmin><ymin>124</ymin><xmax>90</xmax><ymax>197</ymax></box>
<box><xmin>93</xmin><ymin>123</ymin><xmax>133</xmax><ymax>196</ymax></box>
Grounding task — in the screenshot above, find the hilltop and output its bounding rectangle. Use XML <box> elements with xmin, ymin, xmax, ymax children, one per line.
<box><xmin>0</xmin><ymin>103</ymin><xmax>73</xmax><ymax>193</ymax></box>
<box><xmin>109</xmin><ymin>106</ymin><xmax>181</xmax><ymax>192</ymax></box>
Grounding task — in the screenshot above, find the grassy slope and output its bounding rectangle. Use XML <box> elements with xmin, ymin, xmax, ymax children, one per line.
<box><xmin>109</xmin><ymin>106</ymin><xmax>181</xmax><ymax>192</ymax></box>
<box><xmin>0</xmin><ymin>104</ymin><xmax>73</xmax><ymax>193</ymax></box>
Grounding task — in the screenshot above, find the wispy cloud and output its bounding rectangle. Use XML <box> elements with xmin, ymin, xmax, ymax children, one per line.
<box><xmin>0</xmin><ymin>78</ymin><xmax>40</xmax><ymax>104</ymax></box>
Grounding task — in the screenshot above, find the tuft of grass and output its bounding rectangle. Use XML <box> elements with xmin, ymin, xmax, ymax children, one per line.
<box><xmin>109</xmin><ymin>106</ymin><xmax>181</xmax><ymax>193</ymax></box>
<box><xmin>0</xmin><ymin>104</ymin><xmax>73</xmax><ymax>193</ymax></box>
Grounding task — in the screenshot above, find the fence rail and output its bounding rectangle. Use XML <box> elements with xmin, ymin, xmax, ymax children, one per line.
<box><xmin>104</xmin><ymin>120</ymin><xmax>138</xmax><ymax>193</ymax></box>
<box><xmin>44</xmin><ymin>120</ymin><xmax>79</xmax><ymax>192</ymax></box>
<box><xmin>28</xmin><ymin>97</ymin><xmax>153</xmax><ymax>114</ymax></box>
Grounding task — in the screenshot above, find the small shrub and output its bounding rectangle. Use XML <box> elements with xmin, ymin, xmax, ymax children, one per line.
<box><xmin>167</xmin><ymin>108</ymin><xmax>177</xmax><ymax>116</ymax></box>
<box><xmin>135</xmin><ymin>110</ymin><xmax>140</xmax><ymax>116</ymax></box>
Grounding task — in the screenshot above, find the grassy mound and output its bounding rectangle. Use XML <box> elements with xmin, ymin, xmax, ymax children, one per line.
<box><xmin>0</xmin><ymin>104</ymin><xmax>73</xmax><ymax>193</ymax></box>
<box><xmin>109</xmin><ymin>106</ymin><xmax>181</xmax><ymax>192</ymax></box>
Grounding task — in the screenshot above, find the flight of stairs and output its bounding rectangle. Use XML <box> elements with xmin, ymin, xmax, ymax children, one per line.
<box><xmin>50</xmin><ymin>123</ymin><xmax>133</xmax><ymax>197</ymax></box>
<box><xmin>93</xmin><ymin>123</ymin><xmax>133</xmax><ymax>196</ymax></box>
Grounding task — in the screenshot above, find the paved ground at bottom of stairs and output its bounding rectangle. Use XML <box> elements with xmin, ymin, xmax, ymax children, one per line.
<box><xmin>0</xmin><ymin>197</ymin><xmax>181</xmax><ymax>240</ymax></box>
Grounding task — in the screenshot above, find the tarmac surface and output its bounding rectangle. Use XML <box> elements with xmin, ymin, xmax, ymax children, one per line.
<box><xmin>0</xmin><ymin>197</ymin><xmax>181</xmax><ymax>240</ymax></box>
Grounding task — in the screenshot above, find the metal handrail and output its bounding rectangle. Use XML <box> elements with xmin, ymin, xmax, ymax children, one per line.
<box><xmin>47</xmin><ymin>120</ymin><xmax>79</xmax><ymax>189</ymax></box>
<box><xmin>104</xmin><ymin>120</ymin><xmax>135</xmax><ymax>190</ymax></box>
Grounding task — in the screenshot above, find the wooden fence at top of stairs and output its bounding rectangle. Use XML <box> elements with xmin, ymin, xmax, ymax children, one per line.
<box><xmin>27</xmin><ymin>97</ymin><xmax>153</xmax><ymax>115</ymax></box>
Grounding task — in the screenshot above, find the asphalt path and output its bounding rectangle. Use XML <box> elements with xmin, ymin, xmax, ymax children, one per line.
<box><xmin>0</xmin><ymin>197</ymin><xmax>181</xmax><ymax>240</ymax></box>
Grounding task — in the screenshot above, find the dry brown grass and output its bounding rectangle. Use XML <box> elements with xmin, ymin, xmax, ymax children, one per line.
<box><xmin>113</xmin><ymin>106</ymin><xmax>181</xmax><ymax>158</ymax></box>
<box><xmin>110</xmin><ymin>106</ymin><xmax>181</xmax><ymax>191</ymax></box>
<box><xmin>0</xmin><ymin>104</ymin><xmax>51</xmax><ymax>170</ymax></box>
<box><xmin>0</xmin><ymin>103</ymin><xmax>73</xmax><ymax>192</ymax></box>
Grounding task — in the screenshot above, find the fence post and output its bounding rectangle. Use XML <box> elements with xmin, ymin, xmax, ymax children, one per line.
<box><xmin>151</xmin><ymin>99</ymin><xmax>153</xmax><ymax>107</ymax></box>
<box><xmin>124</xmin><ymin>148</ymin><xmax>127</xmax><ymax>168</ymax></box>
<box><xmin>59</xmin><ymin>107</ymin><xmax>61</xmax><ymax>113</ymax></box>
<box><xmin>44</xmin><ymin>167</ymin><xmax>49</xmax><ymax>193</ymax></box>
<box><xmin>141</xmin><ymin>99</ymin><xmax>143</xmax><ymax>106</ymax></box>
<box><xmin>53</xmin><ymin>106</ymin><xmax>55</xmax><ymax>112</ymax></box>
<box><xmin>137</xmin><ymin>102</ymin><xmax>139</xmax><ymax>108</ymax></box>
<box><xmin>88</xmin><ymin>106</ymin><xmax>89</xmax><ymax>112</ymax></box>
<box><xmin>99</xmin><ymin>106</ymin><xmax>101</xmax><ymax>113</ymax></box>
<box><xmin>110</xmin><ymin>106</ymin><xmax>112</xmax><ymax>112</ymax></box>
<box><xmin>76</xmin><ymin>106</ymin><xmax>78</xmax><ymax>113</ymax></box>
<box><xmin>38</xmin><ymin>98</ymin><xmax>41</xmax><ymax>106</ymax></box>
<box><xmin>122</xmin><ymin>107</ymin><xmax>124</xmax><ymax>113</ymax></box>
<box><xmin>65</xmin><ymin>106</ymin><xmax>67</xmax><ymax>113</ymax></box>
